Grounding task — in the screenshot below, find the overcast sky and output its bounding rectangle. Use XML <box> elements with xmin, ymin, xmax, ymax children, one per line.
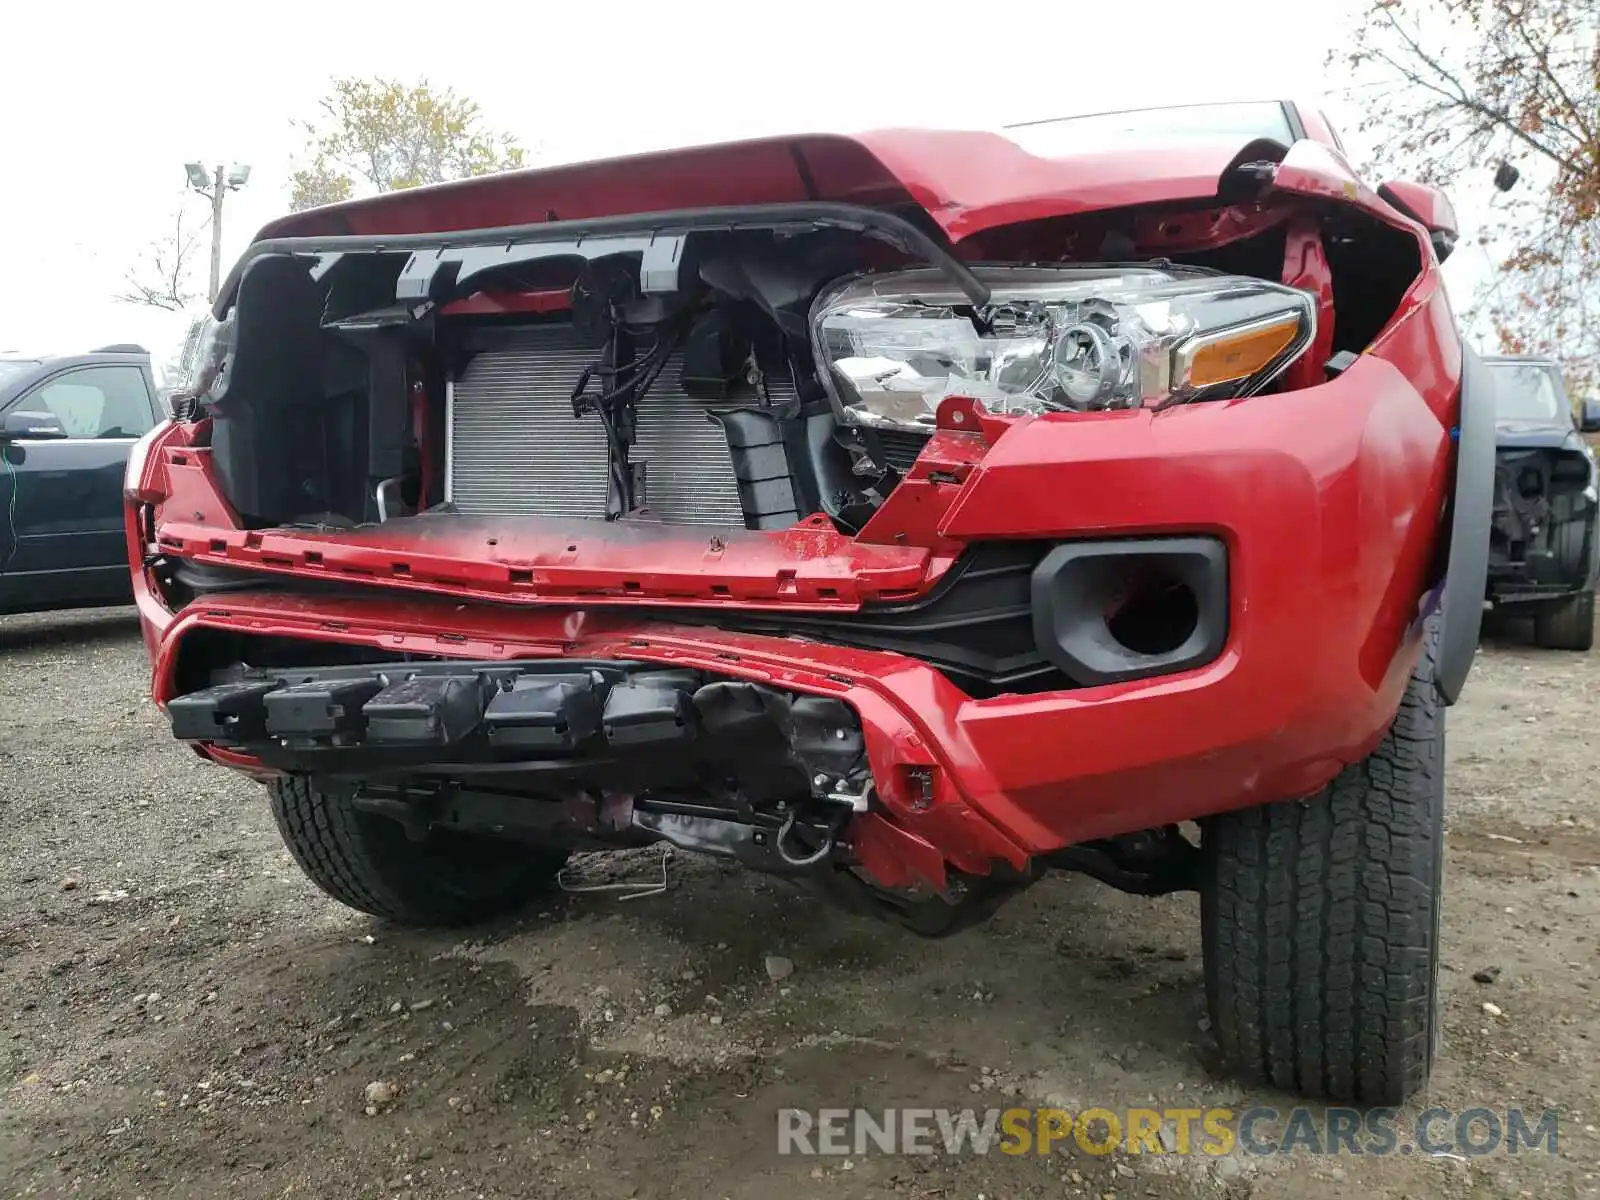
<box><xmin>1</xmin><ymin>0</ymin><xmax>1493</xmax><ymax>368</ymax></box>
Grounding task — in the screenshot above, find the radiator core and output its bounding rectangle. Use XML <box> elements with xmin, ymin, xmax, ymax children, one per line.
<box><xmin>446</xmin><ymin>324</ymin><xmax>780</xmax><ymax>527</ymax></box>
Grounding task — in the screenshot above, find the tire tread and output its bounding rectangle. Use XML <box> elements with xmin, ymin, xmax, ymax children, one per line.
<box><xmin>1202</xmin><ymin>634</ymin><xmax>1443</xmax><ymax>1105</ymax></box>
<box><xmin>1533</xmin><ymin>589</ymin><xmax>1595</xmax><ymax>652</ymax></box>
<box><xmin>269</xmin><ymin>777</ymin><xmax>566</xmax><ymax>927</ymax></box>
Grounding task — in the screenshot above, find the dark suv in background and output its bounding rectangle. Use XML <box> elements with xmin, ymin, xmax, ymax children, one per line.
<box><xmin>1483</xmin><ymin>354</ymin><xmax>1600</xmax><ymax>650</ymax></box>
<box><xmin>0</xmin><ymin>346</ymin><xmax>166</xmax><ymax>614</ymax></box>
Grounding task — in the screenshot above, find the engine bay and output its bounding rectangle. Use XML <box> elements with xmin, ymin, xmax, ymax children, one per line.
<box><xmin>196</xmin><ymin>211</ymin><xmax>961</xmax><ymax>536</ymax></box>
<box><xmin>175</xmin><ymin>190</ymin><xmax>1423</xmax><ymax>540</ymax></box>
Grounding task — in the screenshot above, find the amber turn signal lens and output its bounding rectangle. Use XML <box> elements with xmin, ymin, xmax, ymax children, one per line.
<box><xmin>1184</xmin><ymin>315</ymin><xmax>1304</xmax><ymax>389</ymax></box>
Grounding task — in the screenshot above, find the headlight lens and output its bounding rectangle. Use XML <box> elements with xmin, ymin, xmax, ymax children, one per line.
<box><xmin>810</xmin><ymin>266</ymin><xmax>1316</xmax><ymax>428</ymax></box>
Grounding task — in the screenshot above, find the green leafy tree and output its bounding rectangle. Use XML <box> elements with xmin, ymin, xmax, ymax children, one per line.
<box><xmin>1338</xmin><ymin>0</ymin><xmax>1599</xmax><ymax>392</ymax></box>
<box><xmin>288</xmin><ymin>77</ymin><xmax>526</xmax><ymax>212</ymax></box>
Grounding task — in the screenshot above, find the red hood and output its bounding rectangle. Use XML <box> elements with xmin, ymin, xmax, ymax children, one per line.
<box><xmin>253</xmin><ymin>128</ymin><xmax>1271</xmax><ymax>245</ymax></box>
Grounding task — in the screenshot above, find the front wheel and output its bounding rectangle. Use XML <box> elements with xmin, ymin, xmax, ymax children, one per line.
<box><xmin>1533</xmin><ymin>589</ymin><xmax>1594</xmax><ymax>651</ymax></box>
<box><xmin>1199</xmin><ymin>630</ymin><xmax>1445</xmax><ymax>1105</ymax></box>
<box><xmin>269</xmin><ymin>777</ymin><xmax>569</xmax><ymax>927</ymax></box>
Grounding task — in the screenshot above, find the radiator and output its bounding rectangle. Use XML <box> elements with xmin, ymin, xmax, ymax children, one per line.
<box><xmin>446</xmin><ymin>324</ymin><xmax>783</xmax><ymax>527</ymax></box>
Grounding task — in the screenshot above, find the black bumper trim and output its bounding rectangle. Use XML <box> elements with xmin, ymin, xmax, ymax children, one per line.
<box><xmin>1437</xmin><ymin>347</ymin><xmax>1495</xmax><ymax>706</ymax></box>
<box><xmin>1030</xmin><ymin>536</ymin><xmax>1229</xmax><ymax>687</ymax></box>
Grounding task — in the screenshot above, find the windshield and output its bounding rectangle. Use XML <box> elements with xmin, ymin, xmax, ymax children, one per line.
<box><xmin>1489</xmin><ymin>362</ymin><xmax>1569</xmax><ymax>424</ymax></box>
<box><xmin>1004</xmin><ymin>101</ymin><xmax>1297</xmax><ymax>155</ymax></box>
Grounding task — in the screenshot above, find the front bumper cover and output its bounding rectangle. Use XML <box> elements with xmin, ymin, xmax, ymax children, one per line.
<box><xmin>150</xmin><ymin>569</ymin><xmax>1427</xmax><ymax>891</ymax></box>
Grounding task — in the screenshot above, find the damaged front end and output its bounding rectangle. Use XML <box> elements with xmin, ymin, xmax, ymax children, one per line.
<box><xmin>129</xmin><ymin>118</ymin><xmax>1461</xmax><ymax>932</ymax></box>
<box><xmin>1482</xmin><ymin>356</ymin><xmax>1600</xmax><ymax>612</ymax></box>
<box><xmin>1488</xmin><ymin>445</ymin><xmax>1598</xmax><ymax>604</ymax></box>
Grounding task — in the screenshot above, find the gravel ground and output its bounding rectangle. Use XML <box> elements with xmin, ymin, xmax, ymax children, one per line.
<box><xmin>1</xmin><ymin>607</ymin><xmax>1598</xmax><ymax>1199</ymax></box>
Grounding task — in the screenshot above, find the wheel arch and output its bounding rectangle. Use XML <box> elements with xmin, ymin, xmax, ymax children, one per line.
<box><xmin>1434</xmin><ymin>345</ymin><xmax>1495</xmax><ymax>705</ymax></box>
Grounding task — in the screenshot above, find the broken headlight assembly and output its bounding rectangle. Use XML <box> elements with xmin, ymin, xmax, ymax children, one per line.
<box><xmin>165</xmin><ymin>310</ymin><xmax>235</xmax><ymax>419</ymax></box>
<box><xmin>810</xmin><ymin>266</ymin><xmax>1317</xmax><ymax>428</ymax></box>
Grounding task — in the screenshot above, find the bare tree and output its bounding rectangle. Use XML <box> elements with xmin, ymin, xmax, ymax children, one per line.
<box><xmin>1339</xmin><ymin>0</ymin><xmax>1599</xmax><ymax>389</ymax></box>
<box><xmin>117</xmin><ymin>206</ymin><xmax>207</xmax><ymax>313</ymax></box>
<box><xmin>288</xmin><ymin>77</ymin><xmax>525</xmax><ymax>213</ymax></box>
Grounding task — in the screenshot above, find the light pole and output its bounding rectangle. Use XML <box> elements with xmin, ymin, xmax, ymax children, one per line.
<box><xmin>185</xmin><ymin>162</ymin><xmax>251</xmax><ymax>302</ymax></box>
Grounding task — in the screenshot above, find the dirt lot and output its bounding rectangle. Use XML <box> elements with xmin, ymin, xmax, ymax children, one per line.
<box><xmin>1</xmin><ymin>609</ymin><xmax>1597</xmax><ymax>1200</ymax></box>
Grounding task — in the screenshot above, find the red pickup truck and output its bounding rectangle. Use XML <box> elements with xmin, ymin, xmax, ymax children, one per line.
<box><xmin>126</xmin><ymin>100</ymin><xmax>1491</xmax><ymax>1105</ymax></box>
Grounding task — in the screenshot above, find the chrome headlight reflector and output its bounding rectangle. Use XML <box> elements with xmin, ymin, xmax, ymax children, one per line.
<box><xmin>810</xmin><ymin>266</ymin><xmax>1316</xmax><ymax>429</ymax></box>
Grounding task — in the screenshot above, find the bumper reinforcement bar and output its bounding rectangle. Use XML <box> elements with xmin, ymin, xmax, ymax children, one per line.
<box><xmin>166</xmin><ymin>658</ymin><xmax>873</xmax><ymax>804</ymax></box>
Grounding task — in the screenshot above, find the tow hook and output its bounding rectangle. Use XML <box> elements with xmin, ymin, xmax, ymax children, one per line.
<box><xmin>776</xmin><ymin>804</ymin><xmax>852</xmax><ymax>868</ymax></box>
<box><xmin>774</xmin><ymin>775</ymin><xmax>873</xmax><ymax>867</ymax></box>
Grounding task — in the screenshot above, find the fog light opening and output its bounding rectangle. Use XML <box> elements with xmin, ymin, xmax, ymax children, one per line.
<box><xmin>1105</xmin><ymin>576</ymin><xmax>1200</xmax><ymax>657</ymax></box>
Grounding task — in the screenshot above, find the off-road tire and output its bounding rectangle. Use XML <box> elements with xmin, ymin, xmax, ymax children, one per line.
<box><xmin>1533</xmin><ymin>589</ymin><xmax>1594</xmax><ymax>652</ymax></box>
<box><xmin>1199</xmin><ymin>629</ymin><xmax>1444</xmax><ymax>1105</ymax></box>
<box><xmin>269</xmin><ymin>777</ymin><xmax>569</xmax><ymax>927</ymax></box>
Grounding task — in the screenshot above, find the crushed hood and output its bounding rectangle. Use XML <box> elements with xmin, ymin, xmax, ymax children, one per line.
<box><xmin>252</xmin><ymin>128</ymin><xmax>1280</xmax><ymax>246</ymax></box>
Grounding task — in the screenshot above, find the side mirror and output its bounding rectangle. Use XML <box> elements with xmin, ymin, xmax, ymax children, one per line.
<box><xmin>1580</xmin><ymin>398</ymin><xmax>1600</xmax><ymax>435</ymax></box>
<box><xmin>0</xmin><ymin>410</ymin><xmax>69</xmax><ymax>441</ymax></box>
<box><xmin>1377</xmin><ymin>180</ymin><xmax>1460</xmax><ymax>263</ymax></box>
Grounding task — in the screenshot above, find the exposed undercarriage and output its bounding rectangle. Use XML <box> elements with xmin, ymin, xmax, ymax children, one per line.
<box><xmin>167</xmin><ymin>653</ymin><xmax>1200</xmax><ymax>933</ymax></box>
